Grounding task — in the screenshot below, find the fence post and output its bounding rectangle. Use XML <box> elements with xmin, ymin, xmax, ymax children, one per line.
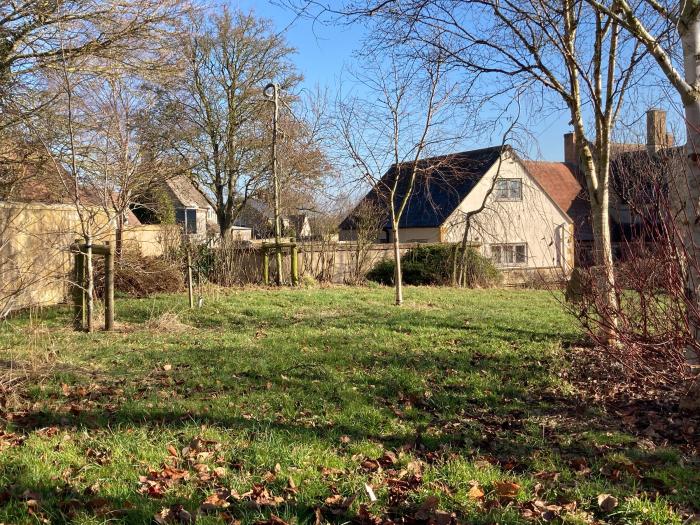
<box><xmin>187</xmin><ymin>250</ymin><xmax>194</xmax><ymax>309</ymax></box>
<box><xmin>291</xmin><ymin>243</ymin><xmax>299</xmax><ymax>286</ymax></box>
<box><xmin>451</xmin><ymin>244</ymin><xmax>458</xmax><ymax>287</ymax></box>
<box><xmin>72</xmin><ymin>239</ymin><xmax>85</xmax><ymax>331</ymax></box>
<box><xmin>104</xmin><ymin>241</ymin><xmax>115</xmax><ymax>331</ymax></box>
<box><xmin>263</xmin><ymin>248</ymin><xmax>270</xmax><ymax>285</ymax></box>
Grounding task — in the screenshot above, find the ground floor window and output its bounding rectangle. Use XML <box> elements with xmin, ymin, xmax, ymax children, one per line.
<box><xmin>175</xmin><ymin>208</ymin><xmax>198</xmax><ymax>234</ymax></box>
<box><xmin>491</xmin><ymin>243</ymin><xmax>527</xmax><ymax>265</ymax></box>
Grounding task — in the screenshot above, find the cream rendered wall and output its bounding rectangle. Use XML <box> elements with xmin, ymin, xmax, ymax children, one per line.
<box><xmin>0</xmin><ymin>202</ymin><xmax>112</xmax><ymax>312</ymax></box>
<box><xmin>442</xmin><ymin>153</ymin><xmax>573</xmax><ymax>271</ymax></box>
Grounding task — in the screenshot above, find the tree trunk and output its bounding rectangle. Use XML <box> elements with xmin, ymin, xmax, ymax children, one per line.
<box><xmin>575</xmin><ymin>135</ymin><xmax>619</xmax><ymax>341</ymax></box>
<box><xmin>392</xmin><ymin>223</ymin><xmax>403</xmax><ymax>306</ymax></box>
<box><xmin>680</xmin><ymin>16</ymin><xmax>700</xmax><ymax>371</ymax></box>
<box><xmin>115</xmin><ymin>214</ymin><xmax>124</xmax><ymax>260</ymax></box>
<box><xmin>589</xmin><ymin>191</ymin><xmax>619</xmax><ymax>340</ymax></box>
<box><xmin>456</xmin><ymin>217</ymin><xmax>473</xmax><ymax>288</ymax></box>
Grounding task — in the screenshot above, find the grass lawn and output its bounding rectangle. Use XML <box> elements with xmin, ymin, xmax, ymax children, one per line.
<box><xmin>0</xmin><ymin>286</ymin><xmax>697</xmax><ymax>524</ymax></box>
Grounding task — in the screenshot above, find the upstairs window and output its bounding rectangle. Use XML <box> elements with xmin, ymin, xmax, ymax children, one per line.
<box><xmin>491</xmin><ymin>243</ymin><xmax>527</xmax><ymax>265</ymax></box>
<box><xmin>494</xmin><ymin>178</ymin><xmax>523</xmax><ymax>201</ymax></box>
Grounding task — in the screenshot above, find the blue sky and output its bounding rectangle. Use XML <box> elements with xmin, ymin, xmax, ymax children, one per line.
<box><xmin>230</xmin><ymin>0</ymin><xmax>680</xmax><ymax>162</ymax></box>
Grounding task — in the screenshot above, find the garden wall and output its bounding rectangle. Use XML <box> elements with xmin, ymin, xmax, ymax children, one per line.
<box><xmin>0</xmin><ymin>202</ymin><xmax>110</xmax><ymax>312</ymax></box>
<box><xmin>122</xmin><ymin>224</ymin><xmax>178</xmax><ymax>257</ymax></box>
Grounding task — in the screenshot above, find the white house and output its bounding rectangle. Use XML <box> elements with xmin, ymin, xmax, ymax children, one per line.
<box><xmin>339</xmin><ymin>145</ymin><xmax>578</xmax><ymax>274</ymax></box>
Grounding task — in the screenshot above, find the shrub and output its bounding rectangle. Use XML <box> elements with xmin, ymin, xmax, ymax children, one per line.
<box><xmin>301</xmin><ymin>274</ymin><xmax>318</xmax><ymax>288</ymax></box>
<box><xmin>366</xmin><ymin>244</ymin><xmax>500</xmax><ymax>287</ymax></box>
<box><xmin>459</xmin><ymin>246</ymin><xmax>502</xmax><ymax>288</ymax></box>
<box><xmin>95</xmin><ymin>252</ymin><xmax>184</xmax><ymax>298</ymax></box>
<box><xmin>366</xmin><ymin>258</ymin><xmax>395</xmax><ymax>285</ymax></box>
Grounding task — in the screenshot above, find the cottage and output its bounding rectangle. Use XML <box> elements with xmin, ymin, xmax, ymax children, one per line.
<box><xmin>234</xmin><ymin>198</ymin><xmax>312</xmax><ymax>240</ymax></box>
<box><xmin>161</xmin><ymin>175</ymin><xmax>218</xmax><ymax>241</ymax></box>
<box><xmin>339</xmin><ymin>145</ymin><xmax>575</xmax><ymax>274</ymax></box>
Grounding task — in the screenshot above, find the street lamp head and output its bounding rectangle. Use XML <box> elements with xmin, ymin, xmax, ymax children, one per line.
<box><xmin>263</xmin><ymin>83</ymin><xmax>277</xmax><ymax>99</ymax></box>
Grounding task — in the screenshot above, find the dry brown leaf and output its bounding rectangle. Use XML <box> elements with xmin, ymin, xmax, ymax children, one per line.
<box><xmin>597</xmin><ymin>493</ymin><xmax>618</xmax><ymax>512</ymax></box>
<box><xmin>468</xmin><ymin>485</ymin><xmax>485</xmax><ymax>501</ymax></box>
<box><xmin>494</xmin><ymin>481</ymin><xmax>521</xmax><ymax>499</ymax></box>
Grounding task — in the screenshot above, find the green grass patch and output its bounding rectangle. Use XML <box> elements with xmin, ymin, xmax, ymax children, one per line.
<box><xmin>0</xmin><ymin>286</ymin><xmax>696</xmax><ymax>524</ymax></box>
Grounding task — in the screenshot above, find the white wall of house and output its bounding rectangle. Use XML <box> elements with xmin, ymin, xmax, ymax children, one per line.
<box><xmin>442</xmin><ymin>153</ymin><xmax>574</xmax><ymax>271</ymax></box>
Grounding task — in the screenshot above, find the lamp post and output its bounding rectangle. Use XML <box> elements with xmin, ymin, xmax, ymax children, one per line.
<box><xmin>264</xmin><ymin>82</ymin><xmax>283</xmax><ymax>285</ymax></box>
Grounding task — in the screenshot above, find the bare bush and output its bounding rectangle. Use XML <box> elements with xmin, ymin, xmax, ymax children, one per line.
<box><xmin>566</xmin><ymin>149</ymin><xmax>697</xmax><ymax>387</ymax></box>
<box><xmin>94</xmin><ymin>251</ymin><xmax>184</xmax><ymax>298</ymax></box>
<box><xmin>195</xmin><ymin>238</ymin><xmax>262</xmax><ymax>287</ymax></box>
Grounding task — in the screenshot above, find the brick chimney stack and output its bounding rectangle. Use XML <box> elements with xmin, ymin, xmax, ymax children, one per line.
<box><xmin>564</xmin><ymin>132</ymin><xmax>577</xmax><ymax>166</ymax></box>
<box><xmin>646</xmin><ymin>109</ymin><xmax>667</xmax><ymax>153</ymax></box>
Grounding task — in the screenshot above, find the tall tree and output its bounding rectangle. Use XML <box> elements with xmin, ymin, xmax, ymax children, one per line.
<box><xmin>154</xmin><ymin>8</ymin><xmax>301</xmax><ymax>237</ymax></box>
<box><xmin>584</xmin><ymin>0</ymin><xmax>700</xmax><ymax>374</ymax></box>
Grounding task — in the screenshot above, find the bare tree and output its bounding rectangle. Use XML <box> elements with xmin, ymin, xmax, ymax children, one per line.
<box><xmin>582</xmin><ymin>0</ymin><xmax>700</xmax><ymax>382</ymax></box>
<box><xmin>14</xmin><ymin>0</ymin><xmax>187</xmax><ymax>330</ymax></box>
<box><xmin>336</xmin><ymin>51</ymin><xmax>450</xmax><ymax>305</ymax></box>
<box><xmin>0</xmin><ymin>0</ymin><xmax>187</xmax><ymax>133</ymax></box>
<box><xmin>153</xmin><ymin>8</ymin><xmax>301</xmax><ymax>237</ymax></box>
<box><xmin>77</xmin><ymin>75</ymin><xmax>183</xmax><ymax>257</ymax></box>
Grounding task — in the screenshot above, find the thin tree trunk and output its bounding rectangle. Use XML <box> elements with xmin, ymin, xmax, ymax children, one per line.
<box><xmin>85</xmin><ymin>234</ymin><xmax>94</xmax><ymax>333</ymax></box>
<box><xmin>680</xmin><ymin>16</ymin><xmax>700</xmax><ymax>369</ymax></box>
<box><xmin>392</xmin><ymin>222</ymin><xmax>403</xmax><ymax>306</ymax></box>
<box><xmin>574</xmin><ymin>132</ymin><xmax>619</xmax><ymax>339</ymax></box>
<box><xmin>456</xmin><ymin>217</ymin><xmax>473</xmax><ymax>288</ymax></box>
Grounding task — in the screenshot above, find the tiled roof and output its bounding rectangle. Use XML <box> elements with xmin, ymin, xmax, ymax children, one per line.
<box><xmin>164</xmin><ymin>175</ymin><xmax>211</xmax><ymax>209</ymax></box>
<box><xmin>524</xmin><ymin>160</ymin><xmax>592</xmax><ymax>241</ymax></box>
<box><xmin>523</xmin><ymin>161</ymin><xmax>582</xmax><ymax>216</ymax></box>
<box><xmin>340</xmin><ymin>146</ymin><xmax>504</xmax><ymax>230</ymax></box>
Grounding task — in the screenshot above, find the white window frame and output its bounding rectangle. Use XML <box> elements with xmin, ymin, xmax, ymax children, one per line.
<box><xmin>490</xmin><ymin>243</ymin><xmax>528</xmax><ymax>266</ymax></box>
<box><xmin>494</xmin><ymin>178</ymin><xmax>523</xmax><ymax>201</ymax></box>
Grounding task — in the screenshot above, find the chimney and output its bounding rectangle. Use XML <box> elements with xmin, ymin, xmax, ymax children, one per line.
<box><xmin>564</xmin><ymin>132</ymin><xmax>577</xmax><ymax>165</ymax></box>
<box><xmin>646</xmin><ymin>109</ymin><xmax>667</xmax><ymax>153</ymax></box>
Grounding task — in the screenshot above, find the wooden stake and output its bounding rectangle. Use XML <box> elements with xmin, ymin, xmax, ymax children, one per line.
<box><xmin>72</xmin><ymin>239</ymin><xmax>84</xmax><ymax>331</ymax></box>
<box><xmin>291</xmin><ymin>244</ymin><xmax>299</xmax><ymax>286</ymax></box>
<box><xmin>105</xmin><ymin>241</ymin><xmax>115</xmax><ymax>331</ymax></box>
<box><xmin>263</xmin><ymin>248</ymin><xmax>269</xmax><ymax>285</ymax></box>
<box><xmin>187</xmin><ymin>250</ymin><xmax>194</xmax><ymax>309</ymax></box>
<box><xmin>85</xmin><ymin>237</ymin><xmax>94</xmax><ymax>333</ymax></box>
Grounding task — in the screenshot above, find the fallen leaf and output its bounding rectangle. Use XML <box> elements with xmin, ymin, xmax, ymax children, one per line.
<box><xmin>153</xmin><ymin>504</ymin><xmax>194</xmax><ymax>524</ymax></box>
<box><xmin>253</xmin><ymin>514</ymin><xmax>289</xmax><ymax>525</ymax></box>
<box><xmin>597</xmin><ymin>493</ymin><xmax>618</xmax><ymax>512</ymax></box>
<box><xmin>494</xmin><ymin>481</ymin><xmax>520</xmax><ymax>499</ymax></box>
<box><xmin>468</xmin><ymin>484</ymin><xmax>485</xmax><ymax>501</ymax></box>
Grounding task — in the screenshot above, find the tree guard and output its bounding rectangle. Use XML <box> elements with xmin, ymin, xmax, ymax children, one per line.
<box><xmin>262</xmin><ymin>241</ymin><xmax>299</xmax><ymax>286</ymax></box>
<box><xmin>71</xmin><ymin>240</ymin><xmax>115</xmax><ymax>331</ymax></box>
